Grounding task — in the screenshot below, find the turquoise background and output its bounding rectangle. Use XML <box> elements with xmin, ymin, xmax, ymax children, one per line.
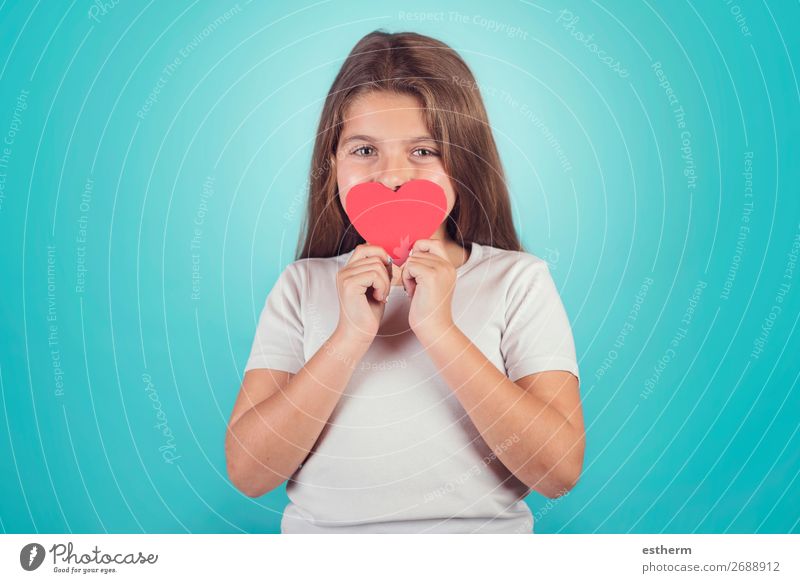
<box><xmin>1</xmin><ymin>0</ymin><xmax>798</xmax><ymax>534</ymax></box>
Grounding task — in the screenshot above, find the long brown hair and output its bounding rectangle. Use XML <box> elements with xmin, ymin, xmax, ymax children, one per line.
<box><xmin>297</xmin><ymin>29</ymin><xmax>523</xmax><ymax>259</ymax></box>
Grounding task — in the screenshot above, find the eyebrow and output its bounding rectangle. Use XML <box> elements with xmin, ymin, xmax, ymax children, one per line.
<box><xmin>341</xmin><ymin>134</ymin><xmax>437</xmax><ymax>144</ymax></box>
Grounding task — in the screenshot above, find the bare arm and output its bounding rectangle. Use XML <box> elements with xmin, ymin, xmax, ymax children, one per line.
<box><xmin>227</xmin><ymin>244</ymin><xmax>391</xmax><ymax>497</ymax></box>
<box><xmin>225</xmin><ymin>329</ymin><xmax>370</xmax><ymax>498</ymax></box>
<box><xmin>402</xmin><ymin>238</ymin><xmax>585</xmax><ymax>498</ymax></box>
<box><xmin>417</xmin><ymin>324</ymin><xmax>585</xmax><ymax>499</ymax></box>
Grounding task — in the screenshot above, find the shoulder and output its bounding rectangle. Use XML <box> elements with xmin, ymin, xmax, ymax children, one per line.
<box><xmin>472</xmin><ymin>244</ymin><xmax>562</xmax><ymax>314</ymax></box>
<box><xmin>283</xmin><ymin>251</ymin><xmax>351</xmax><ymax>286</ymax></box>
<box><xmin>475</xmin><ymin>243</ymin><xmax>550</xmax><ymax>282</ymax></box>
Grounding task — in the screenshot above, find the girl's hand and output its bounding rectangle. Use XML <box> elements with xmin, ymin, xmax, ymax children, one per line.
<box><xmin>335</xmin><ymin>244</ymin><xmax>392</xmax><ymax>347</ymax></box>
<box><xmin>402</xmin><ymin>238</ymin><xmax>457</xmax><ymax>341</ymax></box>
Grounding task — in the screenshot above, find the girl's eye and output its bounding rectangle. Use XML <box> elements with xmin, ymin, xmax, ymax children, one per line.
<box><xmin>351</xmin><ymin>145</ymin><xmax>375</xmax><ymax>157</ymax></box>
<box><xmin>413</xmin><ymin>147</ymin><xmax>439</xmax><ymax>157</ymax></box>
<box><xmin>348</xmin><ymin>145</ymin><xmax>440</xmax><ymax>158</ymax></box>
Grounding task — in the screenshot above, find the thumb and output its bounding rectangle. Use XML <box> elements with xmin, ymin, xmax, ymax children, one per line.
<box><xmin>402</xmin><ymin>258</ymin><xmax>416</xmax><ymax>298</ymax></box>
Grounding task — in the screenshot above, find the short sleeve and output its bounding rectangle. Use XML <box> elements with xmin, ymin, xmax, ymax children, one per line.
<box><xmin>500</xmin><ymin>257</ymin><xmax>580</xmax><ymax>383</ymax></box>
<box><xmin>244</xmin><ymin>262</ymin><xmax>305</xmax><ymax>374</ymax></box>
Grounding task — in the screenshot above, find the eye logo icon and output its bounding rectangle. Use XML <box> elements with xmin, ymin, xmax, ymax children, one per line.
<box><xmin>20</xmin><ymin>543</ymin><xmax>46</xmax><ymax>571</ymax></box>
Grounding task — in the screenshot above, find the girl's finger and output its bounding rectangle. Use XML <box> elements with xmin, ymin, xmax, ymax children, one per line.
<box><xmin>410</xmin><ymin>238</ymin><xmax>449</xmax><ymax>260</ymax></box>
<box><xmin>346</xmin><ymin>262</ymin><xmax>392</xmax><ymax>289</ymax></box>
<box><xmin>345</xmin><ymin>265</ymin><xmax>391</xmax><ymax>301</ymax></box>
<box><xmin>402</xmin><ymin>253</ymin><xmax>440</xmax><ymax>267</ymax></box>
<box><xmin>347</xmin><ymin>255</ymin><xmax>392</xmax><ymax>273</ymax></box>
<box><xmin>401</xmin><ymin>262</ymin><xmax>416</xmax><ymax>298</ymax></box>
<box><xmin>401</xmin><ymin>258</ymin><xmax>435</xmax><ymax>298</ymax></box>
<box><xmin>347</xmin><ymin>245</ymin><xmax>392</xmax><ymax>285</ymax></box>
<box><xmin>347</xmin><ymin>244</ymin><xmax>392</xmax><ymax>266</ymax></box>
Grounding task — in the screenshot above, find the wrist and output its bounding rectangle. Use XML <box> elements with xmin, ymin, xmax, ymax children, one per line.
<box><xmin>330</xmin><ymin>326</ymin><xmax>373</xmax><ymax>356</ymax></box>
<box><xmin>412</xmin><ymin>318</ymin><xmax>458</xmax><ymax>347</ymax></box>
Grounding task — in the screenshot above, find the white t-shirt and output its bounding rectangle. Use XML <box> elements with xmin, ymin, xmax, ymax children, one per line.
<box><xmin>244</xmin><ymin>241</ymin><xmax>580</xmax><ymax>534</ymax></box>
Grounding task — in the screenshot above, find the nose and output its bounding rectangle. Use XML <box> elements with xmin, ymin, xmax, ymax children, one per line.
<box><xmin>376</xmin><ymin>148</ymin><xmax>414</xmax><ymax>191</ymax></box>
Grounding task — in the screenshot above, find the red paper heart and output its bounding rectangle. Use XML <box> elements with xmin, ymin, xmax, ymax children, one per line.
<box><xmin>344</xmin><ymin>179</ymin><xmax>448</xmax><ymax>265</ymax></box>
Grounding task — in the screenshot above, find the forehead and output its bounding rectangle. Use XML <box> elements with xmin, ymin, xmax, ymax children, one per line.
<box><xmin>341</xmin><ymin>91</ymin><xmax>429</xmax><ymax>136</ymax></box>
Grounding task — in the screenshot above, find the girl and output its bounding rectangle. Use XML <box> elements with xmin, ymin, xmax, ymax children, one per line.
<box><xmin>226</xmin><ymin>30</ymin><xmax>584</xmax><ymax>534</ymax></box>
